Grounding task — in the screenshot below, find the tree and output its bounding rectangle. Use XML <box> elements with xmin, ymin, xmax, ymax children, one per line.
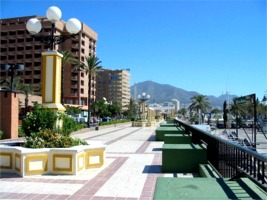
<box><xmin>109</xmin><ymin>101</ymin><xmax>121</xmax><ymax>118</ymax></box>
<box><xmin>188</xmin><ymin>95</ymin><xmax>210</xmax><ymax>124</ymax></box>
<box><xmin>92</xmin><ymin>99</ymin><xmax>110</xmax><ymax>118</ymax></box>
<box><xmin>18</xmin><ymin>83</ymin><xmax>39</xmax><ymax>116</ymax></box>
<box><xmin>124</xmin><ymin>98</ymin><xmax>138</xmax><ymax>120</ymax></box>
<box><xmin>76</xmin><ymin>56</ymin><xmax>103</xmax><ymax>127</ymax></box>
<box><xmin>65</xmin><ymin>105</ymin><xmax>82</xmax><ymax>115</ymax></box>
<box><xmin>59</xmin><ymin>50</ymin><xmax>79</xmax><ymax>104</ymax></box>
<box><xmin>177</xmin><ymin>108</ymin><xmax>187</xmax><ymax>120</ymax></box>
<box><xmin>0</xmin><ymin>77</ymin><xmax>22</xmax><ymax>91</ymax></box>
<box><xmin>223</xmin><ymin>100</ymin><xmax>228</xmax><ymax>128</ymax></box>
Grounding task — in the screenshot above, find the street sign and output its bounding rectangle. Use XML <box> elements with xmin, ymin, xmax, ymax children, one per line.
<box><xmin>235</xmin><ymin>94</ymin><xmax>255</xmax><ymax>105</ymax></box>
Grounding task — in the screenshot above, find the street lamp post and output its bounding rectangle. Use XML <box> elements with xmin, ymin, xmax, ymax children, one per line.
<box><xmin>26</xmin><ymin>6</ymin><xmax>81</xmax><ymax>111</ymax></box>
<box><xmin>138</xmin><ymin>92</ymin><xmax>150</xmax><ymax>121</ymax></box>
<box><xmin>0</xmin><ymin>64</ymin><xmax>24</xmax><ymax>92</ymax></box>
<box><xmin>26</xmin><ymin>6</ymin><xmax>81</xmax><ymax>50</ymax></box>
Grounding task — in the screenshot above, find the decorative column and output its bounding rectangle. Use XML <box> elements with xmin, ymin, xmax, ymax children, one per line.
<box><xmin>42</xmin><ymin>50</ymin><xmax>65</xmax><ymax>111</ymax></box>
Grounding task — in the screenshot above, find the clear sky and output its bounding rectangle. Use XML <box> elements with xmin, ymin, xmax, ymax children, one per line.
<box><xmin>1</xmin><ymin>0</ymin><xmax>266</xmax><ymax>99</ymax></box>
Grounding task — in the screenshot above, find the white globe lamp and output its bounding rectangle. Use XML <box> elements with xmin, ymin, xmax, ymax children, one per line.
<box><xmin>26</xmin><ymin>18</ymin><xmax>42</xmax><ymax>35</ymax></box>
<box><xmin>66</xmin><ymin>18</ymin><xmax>81</xmax><ymax>34</ymax></box>
<box><xmin>46</xmin><ymin>6</ymin><xmax>62</xmax><ymax>23</ymax></box>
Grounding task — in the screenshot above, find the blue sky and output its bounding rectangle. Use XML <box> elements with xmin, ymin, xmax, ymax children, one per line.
<box><xmin>1</xmin><ymin>0</ymin><xmax>266</xmax><ymax>99</ymax></box>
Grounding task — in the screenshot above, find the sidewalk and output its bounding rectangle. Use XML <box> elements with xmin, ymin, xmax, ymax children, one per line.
<box><xmin>0</xmin><ymin>122</ymin><xmax>196</xmax><ymax>200</ymax></box>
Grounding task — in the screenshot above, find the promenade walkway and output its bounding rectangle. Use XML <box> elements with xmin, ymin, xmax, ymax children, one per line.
<box><xmin>0</xmin><ymin>122</ymin><xmax>197</xmax><ymax>200</ymax></box>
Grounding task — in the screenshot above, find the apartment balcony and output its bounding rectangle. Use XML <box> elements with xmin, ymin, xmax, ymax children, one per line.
<box><xmin>25</xmin><ymin>50</ymin><xmax>33</xmax><ymax>54</ymax></box>
<box><xmin>71</xmin><ymin>76</ymin><xmax>78</xmax><ymax>80</ymax></box>
<box><xmin>8</xmin><ymin>35</ymin><xmax>16</xmax><ymax>39</ymax></box>
<box><xmin>71</xmin><ymin>84</ymin><xmax>78</xmax><ymax>89</ymax></box>
<box><xmin>33</xmin><ymin>66</ymin><xmax>41</xmax><ymax>70</ymax></box>
<box><xmin>1</xmin><ymin>43</ymin><xmax>8</xmax><ymax>47</ymax></box>
<box><xmin>72</xmin><ymin>43</ymin><xmax>79</xmax><ymax>49</ymax></box>
<box><xmin>8</xmin><ymin>43</ymin><xmax>16</xmax><ymax>47</ymax></box>
<box><xmin>17</xmin><ymin>34</ymin><xmax>24</xmax><ymax>39</ymax></box>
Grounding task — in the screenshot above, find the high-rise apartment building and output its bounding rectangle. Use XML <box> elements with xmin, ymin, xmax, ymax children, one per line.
<box><xmin>96</xmin><ymin>69</ymin><xmax>131</xmax><ymax>110</ymax></box>
<box><xmin>0</xmin><ymin>16</ymin><xmax>98</xmax><ymax>107</ymax></box>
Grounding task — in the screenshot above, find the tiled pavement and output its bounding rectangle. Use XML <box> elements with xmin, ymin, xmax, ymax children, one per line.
<box><xmin>0</xmin><ymin>122</ymin><xmax>197</xmax><ymax>200</ymax></box>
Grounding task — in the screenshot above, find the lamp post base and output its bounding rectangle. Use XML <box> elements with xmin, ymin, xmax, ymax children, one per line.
<box><xmin>132</xmin><ymin>121</ymin><xmax>156</xmax><ymax>127</ymax></box>
<box><xmin>42</xmin><ymin>103</ymin><xmax>66</xmax><ymax>111</ymax></box>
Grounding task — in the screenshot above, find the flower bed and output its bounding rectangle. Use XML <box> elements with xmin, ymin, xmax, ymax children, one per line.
<box><xmin>0</xmin><ymin>142</ymin><xmax>105</xmax><ymax>176</ymax></box>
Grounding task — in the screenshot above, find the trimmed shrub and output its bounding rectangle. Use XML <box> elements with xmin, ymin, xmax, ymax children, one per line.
<box><xmin>99</xmin><ymin>119</ymin><xmax>131</xmax><ymax>126</ymax></box>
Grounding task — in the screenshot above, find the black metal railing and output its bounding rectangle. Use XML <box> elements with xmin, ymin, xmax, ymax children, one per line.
<box><xmin>174</xmin><ymin>118</ymin><xmax>267</xmax><ymax>190</ymax></box>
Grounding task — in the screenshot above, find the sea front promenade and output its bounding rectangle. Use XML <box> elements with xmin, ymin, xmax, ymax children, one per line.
<box><xmin>1</xmin><ymin>121</ymin><xmax>266</xmax><ymax>200</ymax></box>
<box><xmin>0</xmin><ymin>122</ymin><xmax>197</xmax><ymax>200</ymax></box>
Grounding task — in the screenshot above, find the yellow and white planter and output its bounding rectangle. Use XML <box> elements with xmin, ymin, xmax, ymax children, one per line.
<box><xmin>0</xmin><ymin>143</ymin><xmax>105</xmax><ymax>176</ymax></box>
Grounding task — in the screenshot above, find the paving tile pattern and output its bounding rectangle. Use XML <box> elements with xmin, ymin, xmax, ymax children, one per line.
<box><xmin>0</xmin><ymin>123</ymin><xmax>193</xmax><ymax>199</ymax></box>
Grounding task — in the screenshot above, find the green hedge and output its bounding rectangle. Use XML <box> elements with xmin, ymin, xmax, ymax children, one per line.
<box><xmin>99</xmin><ymin>119</ymin><xmax>131</xmax><ymax>126</ymax></box>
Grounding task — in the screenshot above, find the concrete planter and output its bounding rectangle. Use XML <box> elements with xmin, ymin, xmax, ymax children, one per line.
<box><xmin>0</xmin><ymin>143</ymin><xmax>105</xmax><ymax>176</ymax></box>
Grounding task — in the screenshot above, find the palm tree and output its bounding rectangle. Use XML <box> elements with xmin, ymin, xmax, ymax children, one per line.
<box><xmin>59</xmin><ymin>50</ymin><xmax>79</xmax><ymax>105</ymax></box>
<box><xmin>178</xmin><ymin>108</ymin><xmax>187</xmax><ymax>120</ymax></box>
<box><xmin>0</xmin><ymin>77</ymin><xmax>22</xmax><ymax>91</ymax></box>
<box><xmin>189</xmin><ymin>95</ymin><xmax>210</xmax><ymax>124</ymax></box>
<box><xmin>76</xmin><ymin>56</ymin><xmax>103</xmax><ymax>127</ymax></box>
<box><xmin>18</xmin><ymin>83</ymin><xmax>40</xmax><ymax>116</ymax></box>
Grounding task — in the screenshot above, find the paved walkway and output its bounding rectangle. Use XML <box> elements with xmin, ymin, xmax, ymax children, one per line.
<box><xmin>0</xmin><ymin>122</ymin><xmax>197</xmax><ymax>200</ymax></box>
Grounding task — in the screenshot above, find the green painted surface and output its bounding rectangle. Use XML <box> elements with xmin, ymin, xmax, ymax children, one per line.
<box><xmin>153</xmin><ymin>177</ymin><xmax>267</xmax><ymax>200</ymax></box>
<box><xmin>162</xmin><ymin>144</ymin><xmax>207</xmax><ymax>173</ymax></box>
<box><xmin>164</xmin><ymin>134</ymin><xmax>192</xmax><ymax>144</ymax></box>
<box><xmin>199</xmin><ymin>164</ymin><xmax>220</xmax><ymax>178</ymax></box>
<box><xmin>156</xmin><ymin>127</ymin><xmax>185</xmax><ymax>141</ymax></box>
<box><xmin>160</xmin><ymin>123</ymin><xmax>177</xmax><ymax>127</ymax></box>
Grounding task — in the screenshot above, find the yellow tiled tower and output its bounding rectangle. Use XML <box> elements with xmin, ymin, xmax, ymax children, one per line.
<box><xmin>41</xmin><ymin>50</ymin><xmax>65</xmax><ymax>111</ymax></box>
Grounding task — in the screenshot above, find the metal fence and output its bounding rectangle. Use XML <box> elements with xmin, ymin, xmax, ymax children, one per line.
<box><xmin>174</xmin><ymin>119</ymin><xmax>267</xmax><ymax>190</ymax></box>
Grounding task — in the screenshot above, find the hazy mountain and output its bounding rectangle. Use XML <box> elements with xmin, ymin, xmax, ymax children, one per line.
<box><xmin>130</xmin><ymin>81</ymin><xmax>236</xmax><ymax>108</ymax></box>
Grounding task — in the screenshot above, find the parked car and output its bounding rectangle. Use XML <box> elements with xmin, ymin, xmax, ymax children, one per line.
<box><xmin>72</xmin><ymin>114</ymin><xmax>87</xmax><ymax>123</ymax></box>
<box><xmin>102</xmin><ymin>117</ymin><xmax>111</xmax><ymax>122</ymax></box>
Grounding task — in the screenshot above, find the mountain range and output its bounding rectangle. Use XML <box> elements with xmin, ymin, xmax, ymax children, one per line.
<box><xmin>130</xmin><ymin>81</ymin><xmax>236</xmax><ymax>108</ymax></box>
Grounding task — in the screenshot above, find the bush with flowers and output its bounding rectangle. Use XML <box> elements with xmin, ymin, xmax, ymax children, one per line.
<box><xmin>21</xmin><ymin>103</ymin><xmax>88</xmax><ymax>148</ymax></box>
<box><xmin>23</xmin><ymin>129</ymin><xmax>87</xmax><ymax>148</ymax></box>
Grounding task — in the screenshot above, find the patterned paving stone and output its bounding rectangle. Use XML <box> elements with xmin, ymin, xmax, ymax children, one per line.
<box><xmin>0</xmin><ymin>122</ymin><xmax>195</xmax><ymax>199</ymax></box>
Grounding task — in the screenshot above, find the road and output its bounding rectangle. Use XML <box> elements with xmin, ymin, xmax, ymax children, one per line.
<box><xmin>216</xmin><ymin>127</ymin><xmax>267</xmax><ymax>156</ymax></box>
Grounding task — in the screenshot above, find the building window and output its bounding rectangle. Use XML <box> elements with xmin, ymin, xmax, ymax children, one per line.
<box><xmin>34</xmin><ymin>79</ymin><xmax>40</xmax><ymax>83</ymax></box>
<box><xmin>81</xmin><ymin>99</ymin><xmax>86</xmax><ymax>105</ymax></box>
<box><xmin>17</xmin><ymin>46</ymin><xmax>24</xmax><ymax>51</ymax></box>
<box><xmin>17</xmin><ymin>55</ymin><xmax>23</xmax><ymax>59</ymax></box>
<box><xmin>17</xmin><ymin>38</ymin><xmax>24</xmax><ymax>43</ymax></box>
<box><xmin>71</xmin><ymin>89</ymin><xmax>77</xmax><ymax>94</ymax></box>
<box><xmin>25</xmin><ymin>79</ymin><xmax>32</xmax><ymax>84</ymax></box>
<box><xmin>25</xmin><ymin>71</ymin><xmax>32</xmax><ymax>75</ymax></box>
<box><xmin>8</xmin><ymin>55</ymin><xmax>15</xmax><ymax>60</ymax></box>
<box><xmin>67</xmin><ymin>99</ymin><xmax>73</xmax><ymax>104</ymax></box>
<box><xmin>34</xmin><ymin>54</ymin><xmax>41</xmax><ymax>58</ymax></box>
<box><xmin>81</xmin><ymin>88</ymin><xmax>84</xmax><ymax>94</ymax></box>
<box><xmin>81</xmin><ymin>80</ymin><xmax>84</xmax><ymax>86</ymax></box>
<box><xmin>1</xmin><ymin>72</ymin><xmax>6</xmax><ymax>76</ymax></box>
<box><xmin>26</xmin><ymin>54</ymin><xmax>32</xmax><ymax>59</ymax></box>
